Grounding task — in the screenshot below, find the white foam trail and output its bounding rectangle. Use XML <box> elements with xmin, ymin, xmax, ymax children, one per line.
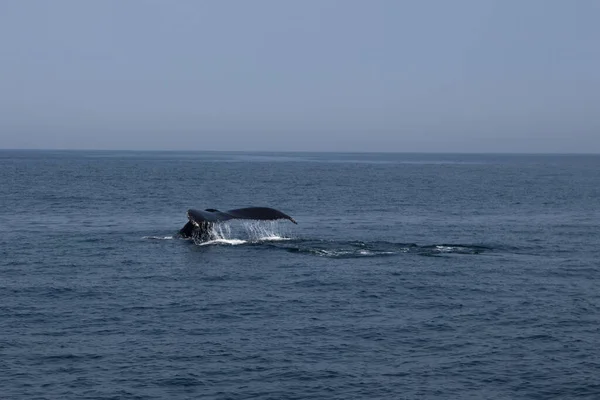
<box><xmin>199</xmin><ymin>238</ymin><xmax>247</xmax><ymax>246</ymax></box>
<box><xmin>316</xmin><ymin>249</ymin><xmax>354</xmax><ymax>257</ymax></box>
<box><xmin>435</xmin><ymin>246</ymin><xmax>454</xmax><ymax>252</ymax></box>
<box><xmin>257</xmin><ymin>235</ymin><xmax>291</xmax><ymax>242</ymax></box>
<box><xmin>315</xmin><ymin>249</ymin><xmax>396</xmax><ymax>257</ymax></box>
<box><xmin>143</xmin><ymin>236</ymin><xmax>174</xmax><ymax>240</ymax></box>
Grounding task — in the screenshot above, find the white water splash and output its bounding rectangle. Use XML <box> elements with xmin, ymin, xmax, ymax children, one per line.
<box><xmin>192</xmin><ymin>222</ymin><xmax>233</xmax><ymax>245</ymax></box>
<box><xmin>211</xmin><ymin>222</ymin><xmax>232</xmax><ymax>240</ymax></box>
<box><xmin>191</xmin><ymin>220</ymin><xmax>291</xmax><ymax>246</ymax></box>
<box><xmin>241</xmin><ymin>220</ymin><xmax>290</xmax><ymax>242</ymax></box>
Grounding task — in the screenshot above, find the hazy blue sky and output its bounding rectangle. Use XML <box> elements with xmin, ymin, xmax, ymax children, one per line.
<box><xmin>1</xmin><ymin>0</ymin><xmax>599</xmax><ymax>152</ymax></box>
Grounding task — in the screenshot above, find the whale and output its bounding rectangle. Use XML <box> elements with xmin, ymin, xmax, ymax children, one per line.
<box><xmin>179</xmin><ymin>207</ymin><xmax>297</xmax><ymax>241</ymax></box>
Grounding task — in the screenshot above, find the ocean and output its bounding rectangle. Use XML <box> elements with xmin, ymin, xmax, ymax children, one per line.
<box><xmin>1</xmin><ymin>150</ymin><xmax>599</xmax><ymax>399</ymax></box>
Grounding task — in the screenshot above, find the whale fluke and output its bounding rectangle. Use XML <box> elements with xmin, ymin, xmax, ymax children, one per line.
<box><xmin>179</xmin><ymin>207</ymin><xmax>297</xmax><ymax>239</ymax></box>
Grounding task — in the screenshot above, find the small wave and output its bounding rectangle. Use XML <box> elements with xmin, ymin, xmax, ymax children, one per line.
<box><xmin>143</xmin><ymin>236</ymin><xmax>174</xmax><ymax>240</ymax></box>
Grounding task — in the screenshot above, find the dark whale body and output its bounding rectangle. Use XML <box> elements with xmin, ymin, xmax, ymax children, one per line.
<box><xmin>179</xmin><ymin>207</ymin><xmax>297</xmax><ymax>241</ymax></box>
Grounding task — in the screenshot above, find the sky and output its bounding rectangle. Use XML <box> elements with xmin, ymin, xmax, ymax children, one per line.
<box><xmin>0</xmin><ymin>0</ymin><xmax>599</xmax><ymax>153</ymax></box>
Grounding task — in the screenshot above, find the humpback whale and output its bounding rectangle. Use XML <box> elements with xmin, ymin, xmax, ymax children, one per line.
<box><xmin>179</xmin><ymin>207</ymin><xmax>297</xmax><ymax>241</ymax></box>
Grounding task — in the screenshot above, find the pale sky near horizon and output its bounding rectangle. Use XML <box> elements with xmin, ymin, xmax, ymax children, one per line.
<box><xmin>1</xmin><ymin>1</ymin><xmax>599</xmax><ymax>153</ymax></box>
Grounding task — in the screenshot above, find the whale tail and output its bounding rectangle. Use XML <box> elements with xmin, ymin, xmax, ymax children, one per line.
<box><xmin>179</xmin><ymin>206</ymin><xmax>297</xmax><ymax>239</ymax></box>
<box><xmin>179</xmin><ymin>221</ymin><xmax>196</xmax><ymax>238</ymax></box>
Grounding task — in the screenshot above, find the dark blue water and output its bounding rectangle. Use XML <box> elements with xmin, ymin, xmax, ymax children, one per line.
<box><xmin>2</xmin><ymin>150</ymin><xmax>600</xmax><ymax>399</ymax></box>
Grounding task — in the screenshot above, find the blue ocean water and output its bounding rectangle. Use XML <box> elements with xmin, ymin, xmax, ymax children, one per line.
<box><xmin>1</xmin><ymin>150</ymin><xmax>599</xmax><ymax>399</ymax></box>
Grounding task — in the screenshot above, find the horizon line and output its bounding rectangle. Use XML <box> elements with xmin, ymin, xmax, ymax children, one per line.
<box><xmin>1</xmin><ymin>148</ymin><xmax>600</xmax><ymax>156</ymax></box>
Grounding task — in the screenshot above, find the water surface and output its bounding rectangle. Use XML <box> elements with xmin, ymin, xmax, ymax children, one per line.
<box><xmin>1</xmin><ymin>151</ymin><xmax>599</xmax><ymax>399</ymax></box>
